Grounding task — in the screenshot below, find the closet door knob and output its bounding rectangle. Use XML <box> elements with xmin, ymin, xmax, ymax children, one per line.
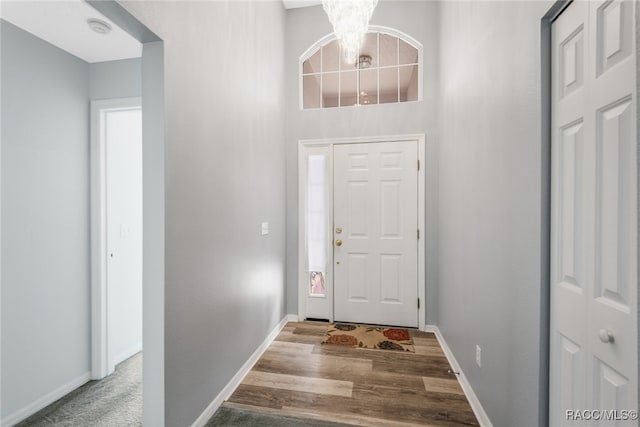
<box><xmin>599</xmin><ymin>329</ymin><xmax>614</xmax><ymax>343</ymax></box>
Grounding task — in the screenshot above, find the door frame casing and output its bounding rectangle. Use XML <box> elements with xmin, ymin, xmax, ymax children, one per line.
<box><xmin>90</xmin><ymin>97</ymin><xmax>142</xmax><ymax>380</ymax></box>
<box><xmin>541</xmin><ymin>2</ymin><xmax>571</xmax><ymax>423</ymax></box>
<box><xmin>297</xmin><ymin>134</ymin><xmax>426</xmax><ymax>330</ymax></box>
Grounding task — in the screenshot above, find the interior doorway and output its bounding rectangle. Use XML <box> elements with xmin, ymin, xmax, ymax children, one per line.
<box><xmin>0</xmin><ymin>1</ymin><xmax>165</xmax><ymax>425</ymax></box>
<box><xmin>298</xmin><ymin>135</ymin><xmax>426</xmax><ymax>329</ymax></box>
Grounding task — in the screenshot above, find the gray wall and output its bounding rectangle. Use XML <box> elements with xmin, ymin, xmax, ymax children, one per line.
<box><xmin>120</xmin><ymin>2</ymin><xmax>287</xmax><ymax>426</ymax></box>
<box><xmin>90</xmin><ymin>58</ymin><xmax>141</xmax><ymax>100</ymax></box>
<box><xmin>637</xmin><ymin>0</ymin><xmax>640</xmax><ymax>406</ymax></box>
<box><xmin>284</xmin><ymin>0</ymin><xmax>440</xmax><ymax>325</ymax></box>
<box><xmin>1</xmin><ymin>20</ymin><xmax>91</xmax><ymax>420</ymax></box>
<box><xmin>140</xmin><ymin>40</ymin><xmax>166</xmax><ymax>427</ymax></box>
<box><xmin>437</xmin><ymin>1</ymin><xmax>551</xmax><ymax>425</ymax></box>
<box><xmin>0</xmin><ymin>18</ymin><xmax>3</xmax><ymax>425</ymax></box>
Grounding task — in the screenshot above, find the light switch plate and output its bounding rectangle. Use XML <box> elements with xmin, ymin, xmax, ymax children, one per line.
<box><xmin>261</xmin><ymin>222</ymin><xmax>269</xmax><ymax>236</ymax></box>
<box><xmin>120</xmin><ymin>224</ymin><xmax>131</xmax><ymax>238</ymax></box>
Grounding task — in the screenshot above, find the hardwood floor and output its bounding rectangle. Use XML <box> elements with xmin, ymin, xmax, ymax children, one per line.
<box><xmin>223</xmin><ymin>321</ymin><xmax>479</xmax><ymax>426</ymax></box>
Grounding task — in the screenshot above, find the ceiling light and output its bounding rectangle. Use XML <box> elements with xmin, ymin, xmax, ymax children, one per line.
<box><xmin>322</xmin><ymin>0</ymin><xmax>378</xmax><ymax>64</ymax></box>
<box><xmin>87</xmin><ymin>18</ymin><xmax>112</xmax><ymax>35</ymax></box>
<box><xmin>356</xmin><ymin>54</ymin><xmax>372</xmax><ymax>69</ymax></box>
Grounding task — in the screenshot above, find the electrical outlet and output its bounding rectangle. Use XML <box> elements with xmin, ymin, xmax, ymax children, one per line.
<box><xmin>475</xmin><ymin>345</ymin><xmax>482</xmax><ymax>368</ymax></box>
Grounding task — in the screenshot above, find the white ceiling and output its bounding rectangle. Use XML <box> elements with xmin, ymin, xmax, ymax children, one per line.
<box><xmin>282</xmin><ymin>0</ymin><xmax>322</xmax><ymax>10</ymax></box>
<box><xmin>0</xmin><ymin>0</ymin><xmax>142</xmax><ymax>63</ymax></box>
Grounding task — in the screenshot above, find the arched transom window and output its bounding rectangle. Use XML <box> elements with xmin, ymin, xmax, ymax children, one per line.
<box><xmin>300</xmin><ymin>27</ymin><xmax>422</xmax><ymax>109</ymax></box>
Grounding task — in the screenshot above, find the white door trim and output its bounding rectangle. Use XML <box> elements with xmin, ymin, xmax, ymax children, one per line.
<box><xmin>298</xmin><ymin>134</ymin><xmax>426</xmax><ymax>330</ymax></box>
<box><xmin>90</xmin><ymin>97</ymin><xmax>142</xmax><ymax>380</ymax></box>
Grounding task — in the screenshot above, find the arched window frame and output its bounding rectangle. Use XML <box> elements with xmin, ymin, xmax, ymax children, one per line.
<box><xmin>299</xmin><ymin>25</ymin><xmax>423</xmax><ymax>110</ymax></box>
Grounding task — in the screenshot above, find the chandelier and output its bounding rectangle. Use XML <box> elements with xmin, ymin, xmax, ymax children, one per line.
<box><xmin>322</xmin><ymin>0</ymin><xmax>378</xmax><ymax>64</ymax></box>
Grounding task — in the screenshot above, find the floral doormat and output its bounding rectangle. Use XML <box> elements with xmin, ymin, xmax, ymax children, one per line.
<box><xmin>321</xmin><ymin>323</ymin><xmax>415</xmax><ymax>352</ymax></box>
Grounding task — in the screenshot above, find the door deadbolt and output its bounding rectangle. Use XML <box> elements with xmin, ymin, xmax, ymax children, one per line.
<box><xmin>336</xmin><ymin>227</ymin><xmax>342</xmax><ymax>234</ymax></box>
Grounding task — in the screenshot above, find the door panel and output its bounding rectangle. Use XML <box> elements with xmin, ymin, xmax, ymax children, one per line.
<box><xmin>557</xmin><ymin>333</ymin><xmax>587</xmax><ymax>415</ymax></box>
<box><xmin>595</xmin><ymin>98</ymin><xmax>633</xmax><ymax>308</ymax></box>
<box><xmin>380</xmin><ymin>254</ymin><xmax>401</xmax><ymax>303</ymax></box>
<box><xmin>347</xmin><ymin>253</ymin><xmax>368</xmax><ymax>301</ymax></box>
<box><xmin>595</xmin><ymin>0</ymin><xmax>632</xmax><ymax>76</ymax></box>
<box><xmin>105</xmin><ymin>108</ymin><xmax>143</xmax><ymax>371</ymax></box>
<box><xmin>593</xmin><ymin>359</ymin><xmax>630</xmax><ymax>412</ymax></box>
<box><xmin>559</xmin><ymin>120</ymin><xmax>586</xmax><ymax>291</ymax></box>
<box><xmin>334</xmin><ymin>141</ymin><xmax>418</xmax><ymax>327</ymax></box>
<box><xmin>550</xmin><ymin>1</ymin><xmax>637</xmax><ymax>424</ymax></box>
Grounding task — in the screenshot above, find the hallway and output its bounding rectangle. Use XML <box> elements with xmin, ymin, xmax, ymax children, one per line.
<box><xmin>1</xmin><ymin>0</ymin><xmax>638</xmax><ymax>425</ymax></box>
<box><xmin>217</xmin><ymin>321</ymin><xmax>478</xmax><ymax>426</ymax></box>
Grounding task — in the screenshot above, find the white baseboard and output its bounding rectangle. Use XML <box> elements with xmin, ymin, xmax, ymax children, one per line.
<box><xmin>190</xmin><ymin>315</ymin><xmax>291</xmax><ymax>427</ymax></box>
<box><xmin>1</xmin><ymin>372</ymin><xmax>91</xmax><ymax>427</ymax></box>
<box><xmin>423</xmin><ymin>324</ymin><xmax>438</xmax><ymax>333</ymax></box>
<box><xmin>427</xmin><ymin>326</ymin><xmax>493</xmax><ymax>427</ymax></box>
<box><xmin>285</xmin><ymin>314</ymin><xmax>299</xmax><ymax>322</ymax></box>
<box><xmin>113</xmin><ymin>343</ymin><xmax>143</xmax><ymax>368</ymax></box>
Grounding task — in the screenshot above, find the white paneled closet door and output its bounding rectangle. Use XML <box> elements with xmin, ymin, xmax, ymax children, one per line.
<box><xmin>550</xmin><ymin>0</ymin><xmax>637</xmax><ymax>424</ymax></box>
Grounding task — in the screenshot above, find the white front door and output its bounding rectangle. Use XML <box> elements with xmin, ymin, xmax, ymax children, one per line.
<box><xmin>550</xmin><ymin>1</ymin><xmax>637</xmax><ymax>424</ymax></box>
<box><xmin>333</xmin><ymin>141</ymin><xmax>418</xmax><ymax>327</ymax></box>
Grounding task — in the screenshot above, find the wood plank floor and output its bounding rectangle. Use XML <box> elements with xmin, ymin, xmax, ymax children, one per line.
<box><xmin>223</xmin><ymin>321</ymin><xmax>479</xmax><ymax>426</ymax></box>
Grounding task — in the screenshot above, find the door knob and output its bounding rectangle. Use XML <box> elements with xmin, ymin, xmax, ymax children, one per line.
<box><xmin>335</xmin><ymin>239</ymin><xmax>342</xmax><ymax>247</ymax></box>
<box><xmin>599</xmin><ymin>329</ymin><xmax>614</xmax><ymax>343</ymax></box>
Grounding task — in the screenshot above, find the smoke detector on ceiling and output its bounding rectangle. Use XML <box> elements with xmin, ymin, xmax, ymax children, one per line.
<box><xmin>87</xmin><ymin>18</ymin><xmax>112</xmax><ymax>35</ymax></box>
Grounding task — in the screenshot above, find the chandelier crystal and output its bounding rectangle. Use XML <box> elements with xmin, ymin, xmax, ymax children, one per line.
<box><xmin>322</xmin><ymin>0</ymin><xmax>378</xmax><ymax>64</ymax></box>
